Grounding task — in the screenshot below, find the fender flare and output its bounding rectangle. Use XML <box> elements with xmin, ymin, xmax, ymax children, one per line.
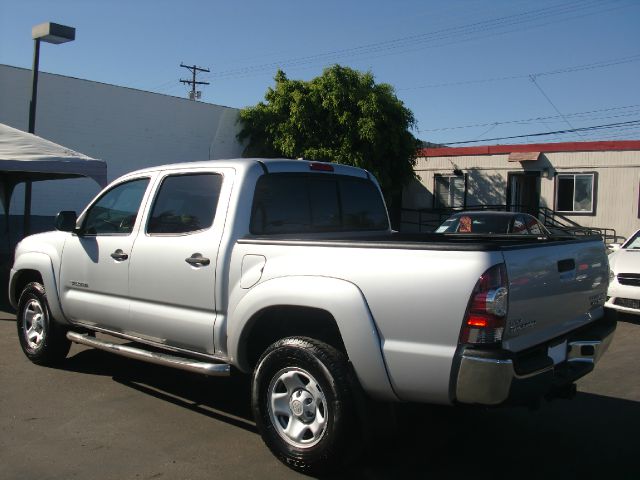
<box><xmin>227</xmin><ymin>275</ymin><xmax>397</xmax><ymax>401</ymax></box>
<box><xmin>10</xmin><ymin>252</ymin><xmax>69</xmax><ymax>325</ymax></box>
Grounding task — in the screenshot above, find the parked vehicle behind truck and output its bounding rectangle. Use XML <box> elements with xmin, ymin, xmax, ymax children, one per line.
<box><xmin>10</xmin><ymin>158</ymin><xmax>616</xmax><ymax>473</ymax></box>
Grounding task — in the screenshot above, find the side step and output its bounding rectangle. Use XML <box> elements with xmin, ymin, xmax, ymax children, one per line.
<box><xmin>67</xmin><ymin>331</ymin><xmax>231</xmax><ymax>377</ymax></box>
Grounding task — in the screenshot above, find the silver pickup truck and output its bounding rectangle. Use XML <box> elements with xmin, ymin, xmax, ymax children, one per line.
<box><xmin>10</xmin><ymin>158</ymin><xmax>615</xmax><ymax>473</ymax></box>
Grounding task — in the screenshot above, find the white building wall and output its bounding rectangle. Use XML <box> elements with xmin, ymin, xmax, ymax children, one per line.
<box><xmin>0</xmin><ymin>65</ymin><xmax>244</xmax><ymax>217</ymax></box>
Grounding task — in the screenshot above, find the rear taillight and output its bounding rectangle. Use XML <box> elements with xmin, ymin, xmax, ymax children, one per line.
<box><xmin>309</xmin><ymin>162</ymin><xmax>334</xmax><ymax>172</ymax></box>
<box><xmin>459</xmin><ymin>263</ymin><xmax>509</xmax><ymax>346</ymax></box>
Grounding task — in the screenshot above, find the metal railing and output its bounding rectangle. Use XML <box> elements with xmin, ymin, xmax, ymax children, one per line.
<box><xmin>400</xmin><ymin>204</ymin><xmax>618</xmax><ymax>244</ymax></box>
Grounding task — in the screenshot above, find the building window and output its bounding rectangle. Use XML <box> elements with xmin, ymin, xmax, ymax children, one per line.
<box><xmin>434</xmin><ymin>174</ymin><xmax>466</xmax><ymax>208</ymax></box>
<box><xmin>556</xmin><ymin>173</ymin><xmax>595</xmax><ymax>213</ymax></box>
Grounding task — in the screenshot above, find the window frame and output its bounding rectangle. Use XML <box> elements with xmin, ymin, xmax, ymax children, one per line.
<box><xmin>433</xmin><ymin>173</ymin><xmax>467</xmax><ymax>209</ymax></box>
<box><xmin>145</xmin><ymin>172</ymin><xmax>224</xmax><ymax>237</ymax></box>
<box><xmin>554</xmin><ymin>172</ymin><xmax>597</xmax><ymax>215</ymax></box>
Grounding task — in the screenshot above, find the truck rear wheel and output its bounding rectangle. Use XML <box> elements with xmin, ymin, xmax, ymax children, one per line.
<box><xmin>17</xmin><ymin>282</ymin><xmax>71</xmax><ymax>365</ymax></box>
<box><xmin>251</xmin><ymin>337</ymin><xmax>358</xmax><ymax>474</ymax></box>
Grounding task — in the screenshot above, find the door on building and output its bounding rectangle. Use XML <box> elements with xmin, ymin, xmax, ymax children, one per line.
<box><xmin>507</xmin><ymin>172</ymin><xmax>540</xmax><ymax>216</ymax></box>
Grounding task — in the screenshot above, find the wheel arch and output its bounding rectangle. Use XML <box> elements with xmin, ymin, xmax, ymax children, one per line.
<box><xmin>10</xmin><ymin>252</ymin><xmax>68</xmax><ymax>325</ymax></box>
<box><xmin>228</xmin><ymin>276</ymin><xmax>397</xmax><ymax>401</ymax></box>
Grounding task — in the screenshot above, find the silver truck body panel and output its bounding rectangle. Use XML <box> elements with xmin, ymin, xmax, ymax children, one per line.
<box><xmin>10</xmin><ymin>243</ymin><xmax>65</xmax><ymax>321</ymax></box>
<box><xmin>226</xmin><ymin>275</ymin><xmax>397</xmax><ymax>401</ymax></box>
<box><xmin>501</xmin><ymin>240</ymin><xmax>608</xmax><ymax>352</ymax></box>
<box><xmin>229</xmin><ymin>240</ymin><xmax>503</xmax><ymax>403</ymax></box>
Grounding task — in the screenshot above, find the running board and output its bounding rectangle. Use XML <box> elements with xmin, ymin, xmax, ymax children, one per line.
<box><xmin>67</xmin><ymin>332</ymin><xmax>230</xmax><ymax>377</ymax></box>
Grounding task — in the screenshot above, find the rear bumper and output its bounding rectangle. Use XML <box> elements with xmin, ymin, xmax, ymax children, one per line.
<box><xmin>454</xmin><ymin>316</ymin><xmax>616</xmax><ymax>406</ymax></box>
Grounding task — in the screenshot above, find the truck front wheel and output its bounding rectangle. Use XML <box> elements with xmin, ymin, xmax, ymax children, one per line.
<box><xmin>251</xmin><ymin>336</ymin><xmax>358</xmax><ymax>474</ymax></box>
<box><xmin>17</xmin><ymin>282</ymin><xmax>71</xmax><ymax>365</ymax></box>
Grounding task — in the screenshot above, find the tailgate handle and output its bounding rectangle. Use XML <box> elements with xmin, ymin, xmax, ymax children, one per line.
<box><xmin>557</xmin><ymin>259</ymin><xmax>575</xmax><ymax>272</ymax></box>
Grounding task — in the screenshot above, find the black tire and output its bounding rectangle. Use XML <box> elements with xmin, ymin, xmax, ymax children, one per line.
<box><xmin>251</xmin><ymin>337</ymin><xmax>359</xmax><ymax>474</ymax></box>
<box><xmin>17</xmin><ymin>282</ymin><xmax>71</xmax><ymax>365</ymax></box>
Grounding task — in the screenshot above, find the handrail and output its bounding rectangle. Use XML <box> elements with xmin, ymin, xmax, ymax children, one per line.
<box><xmin>400</xmin><ymin>204</ymin><xmax>618</xmax><ymax>244</ymax></box>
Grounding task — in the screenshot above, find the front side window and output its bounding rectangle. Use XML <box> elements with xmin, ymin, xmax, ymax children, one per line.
<box><xmin>82</xmin><ymin>178</ymin><xmax>149</xmax><ymax>235</ymax></box>
<box><xmin>434</xmin><ymin>175</ymin><xmax>465</xmax><ymax>208</ymax></box>
<box><xmin>147</xmin><ymin>173</ymin><xmax>223</xmax><ymax>235</ymax></box>
<box><xmin>250</xmin><ymin>173</ymin><xmax>388</xmax><ymax>234</ymax></box>
<box><xmin>556</xmin><ymin>173</ymin><xmax>595</xmax><ymax>213</ymax></box>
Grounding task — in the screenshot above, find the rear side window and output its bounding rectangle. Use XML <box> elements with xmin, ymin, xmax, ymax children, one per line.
<box><xmin>251</xmin><ymin>173</ymin><xmax>388</xmax><ymax>234</ymax></box>
<box><xmin>147</xmin><ymin>173</ymin><xmax>223</xmax><ymax>235</ymax></box>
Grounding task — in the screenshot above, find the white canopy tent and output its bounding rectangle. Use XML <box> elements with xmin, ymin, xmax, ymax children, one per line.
<box><xmin>0</xmin><ymin>122</ymin><xmax>107</xmax><ymax>236</ymax></box>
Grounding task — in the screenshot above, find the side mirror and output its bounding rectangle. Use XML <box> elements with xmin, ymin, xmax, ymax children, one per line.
<box><xmin>55</xmin><ymin>211</ymin><xmax>78</xmax><ymax>232</ymax></box>
<box><xmin>607</xmin><ymin>243</ymin><xmax>621</xmax><ymax>252</ymax></box>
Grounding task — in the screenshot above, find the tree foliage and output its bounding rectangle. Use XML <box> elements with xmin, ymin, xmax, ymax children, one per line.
<box><xmin>237</xmin><ymin>65</ymin><xmax>420</xmax><ymax>200</ymax></box>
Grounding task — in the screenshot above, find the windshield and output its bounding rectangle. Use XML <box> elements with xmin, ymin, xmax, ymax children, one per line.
<box><xmin>623</xmin><ymin>230</ymin><xmax>640</xmax><ymax>249</ymax></box>
<box><xmin>436</xmin><ymin>214</ymin><xmax>512</xmax><ymax>234</ymax></box>
<box><xmin>436</xmin><ymin>213</ymin><xmax>549</xmax><ymax>235</ymax></box>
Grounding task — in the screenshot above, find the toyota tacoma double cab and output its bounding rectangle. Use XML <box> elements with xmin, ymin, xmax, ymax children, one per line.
<box><xmin>10</xmin><ymin>158</ymin><xmax>616</xmax><ymax>473</ymax></box>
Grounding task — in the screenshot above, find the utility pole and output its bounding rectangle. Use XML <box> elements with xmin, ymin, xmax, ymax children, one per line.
<box><xmin>180</xmin><ymin>63</ymin><xmax>210</xmax><ymax>101</ymax></box>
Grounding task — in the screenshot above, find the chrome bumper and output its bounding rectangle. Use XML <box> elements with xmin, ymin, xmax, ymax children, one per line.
<box><xmin>455</xmin><ymin>319</ymin><xmax>616</xmax><ymax>406</ymax></box>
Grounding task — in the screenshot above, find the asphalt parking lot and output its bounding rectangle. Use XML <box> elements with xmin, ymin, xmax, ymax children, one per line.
<box><xmin>1</xmin><ymin>311</ymin><xmax>639</xmax><ymax>479</ymax></box>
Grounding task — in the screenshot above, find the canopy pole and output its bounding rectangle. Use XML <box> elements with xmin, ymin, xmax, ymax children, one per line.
<box><xmin>24</xmin><ymin>181</ymin><xmax>32</xmax><ymax>237</ymax></box>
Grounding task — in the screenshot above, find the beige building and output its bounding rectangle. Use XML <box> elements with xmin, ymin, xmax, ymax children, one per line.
<box><xmin>402</xmin><ymin>140</ymin><xmax>640</xmax><ymax>241</ymax></box>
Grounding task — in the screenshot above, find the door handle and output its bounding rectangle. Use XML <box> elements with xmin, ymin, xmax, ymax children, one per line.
<box><xmin>110</xmin><ymin>249</ymin><xmax>129</xmax><ymax>261</ymax></box>
<box><xmin>185</xmin><ymin>253</ymin><xmax>210</xmax><ymax>267</ymax></box>
<box><xmin>557</xmin><ymin>259</ymin><xmax>575</xmax><ymax>272</ymax></box>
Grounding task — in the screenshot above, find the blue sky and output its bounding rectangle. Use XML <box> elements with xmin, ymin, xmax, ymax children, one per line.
<box><xmin>1</xmin><ymin>0</ymin><xmax>639</xmax><ymax>145</ymax></box>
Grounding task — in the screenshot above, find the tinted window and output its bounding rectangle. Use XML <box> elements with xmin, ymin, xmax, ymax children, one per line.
<box><xmin>148</xmin><ymin>173</ymin><xmax>223</xmax><ymax>234</ymax></box>
<box><xmin>469</xmin><ymin>215</ymin><xmax>510</xmax><ymax>233</ymax></box>
<box><xmin>525</xmin><ymin>216</ymin><xmax>544</xmax><ymax>234</ymax></box>
<box><xmin>251</xmin><ymin>173</ymin><xmax>388</xmax><ymax>234</ymax></box>
<box><xmin>83</xmin><ymin>178</ymin><xmax>149</xmax><ymax>235</ymax></box>
<box><xmin>512</xmin><ymin>216</ymin><xmax>527</xmax><ymax>234</ymax></box>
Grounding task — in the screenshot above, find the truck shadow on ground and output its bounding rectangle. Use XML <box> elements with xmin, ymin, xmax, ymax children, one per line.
<box><xmin>59</xmin><ymin>346</ymin><xmax>640</xmax><ymax>479</ymax></box>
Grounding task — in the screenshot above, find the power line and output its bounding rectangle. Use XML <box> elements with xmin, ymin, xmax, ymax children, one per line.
<box><xmin>418</xmin><ymin>104</ymin><xmax>640</xmax><ymax>133</ymax></box>
<box><xmin>157</xmin><ymin>49</ymin><xmax>639</xmax><ymax>96</ymax></box>
<box><xmin>528</xmin><ymin>74</ymin><xmax>585</xmax><ymax>139</ymax></box>
<box><xmin>399</xmin><ymin>53</ymin><xmax>640</xmax><ymax>91</ymax></box>
<box><xmin>197</xmin><ymin>0</ymin><xmax>630</xmax><ymax>81</ymax></box>
<box><xmin>440</xmin><ymin>119</ymin><xmax>640</xmax><ymax>145</ymax></box>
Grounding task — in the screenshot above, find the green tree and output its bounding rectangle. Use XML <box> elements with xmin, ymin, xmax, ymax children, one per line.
<box><xmin>237</xmin><ymin>65</ymin><xmax>420</xmax><ymax>213</ymax></box>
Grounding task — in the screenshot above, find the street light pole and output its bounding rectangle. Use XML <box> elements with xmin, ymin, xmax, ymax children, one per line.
<box><xmin>28</xmin><ymin>38</ymin><xmax>41</xmax><ymax>135</ymax></box>
<box><xmin>24</xmin><ymin>22</ymin><xmax>75</xmax><ymax>237</ymax></box>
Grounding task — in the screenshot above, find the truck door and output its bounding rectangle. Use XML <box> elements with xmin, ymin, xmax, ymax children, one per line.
<box><xmin>59</xmin><ymin>177</ymin><xmax>151</xmax><ymax>329</ymax></box>
<box><xmin>127</xmin><ymin>169</ymin><xmax>232</xmax><ymax>355</ymax></box>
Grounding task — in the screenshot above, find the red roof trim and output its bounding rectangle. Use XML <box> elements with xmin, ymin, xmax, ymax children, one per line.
<box><xmin>419</xmin><ymin>140</ymin><xmax>640</xmax><ymax>158</ymax></box>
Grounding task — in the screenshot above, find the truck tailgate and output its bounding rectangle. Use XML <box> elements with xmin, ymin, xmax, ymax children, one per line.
<box><xmin>501</xmin><ymin>238</ymin><xmax>608</xmax><ymax>352</ymax></box>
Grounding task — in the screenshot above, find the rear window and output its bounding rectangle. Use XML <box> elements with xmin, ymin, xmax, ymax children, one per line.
<box><xmin>437</xmin><ymin>214</ymin><xmax>512</xmax><ymax>233</ymax></box>
<box><xmin>250</xmin><ymin>173</ymin><xmax>388</xmax><ymax>234</ymax></box>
